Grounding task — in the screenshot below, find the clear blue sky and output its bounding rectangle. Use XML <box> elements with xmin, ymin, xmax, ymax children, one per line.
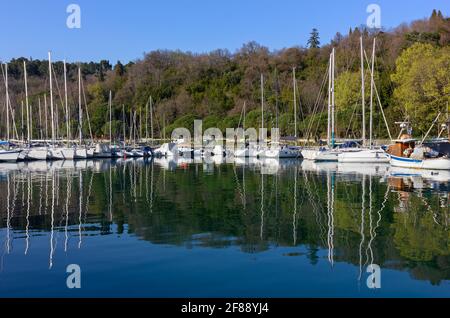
<box><xmin>1</xmin><ymin>0</ymin><xmax>448</xmax><ymax>63</ymax></box>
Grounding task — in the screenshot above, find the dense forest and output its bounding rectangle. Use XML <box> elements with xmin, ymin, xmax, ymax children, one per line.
<box><xmin>1</xmin><ymin>10</ymin><xmax>449</xmax><ymax>142</ymax></box>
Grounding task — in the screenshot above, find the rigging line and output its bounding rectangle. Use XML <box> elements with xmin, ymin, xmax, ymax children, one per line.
<box><xmin>294</xmin><ymin>76</ymin><xmax>305</xmax><ymax>121</ymax></box>
<box><xmin>363</xmin><ymin>49</ymin><xmax>393</xmax><ymax>141</ymax></box>
<box><xmin>303</xmin><ymin>62</ymin><xmax>330</xmax><ymax>144</ymax></box>
<box><xmin>51</xmin><ymin>65</ymin><xmax>67</xmax><ymax>139</ymax></box>
<box><xmin>345</xmin><ymin>95</ymin><xmax>362</xmax><ymax>138</ymax></box>
<box><xmin>81</xmin><ymin>78</ymin><xmax>94</xmax><ymax>141</ymax></box>
<box><xmin>1</xmin><ymin>64</ymin><xmax>19</xmax><ymax>140</ymax></box>
<box><xmin>310</xmin><ymin>68</ymin><xmax>329</xmax><ymax>138</ymax></box>
<box><xmin>305</xmin><ymin>67</ymin><xmax>329</xmax><ymax>143</ymax></box>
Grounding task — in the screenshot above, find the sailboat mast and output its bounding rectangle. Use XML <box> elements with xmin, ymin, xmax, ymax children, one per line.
<box><xmin>109</xmin><ymin>90</ymin><xmax>112</xmax><ymax>146</ymax></box>
<box><xmin>21</xmin><ymin>100</ymin><xmax>24</xmax><ymax>142</ymax></box>
<box><xmin>293</xmin><ymin>67</ymin><xmax>297</xmax><ymax>138</ymax></box>
<box><xmin>129</xmin><ymin>109</ymin><xmax>133</xmax><ymax>144</ymax></box>
<box><xmin>139</xmin><ymin>107</ymin><xmax>142</xmax><ymax>142</ymax></box>
<box><xmin>360</xmin><ymin>37</ymin><xmax>366</xmax><ymax>146</ymax></box>
<box><xmin>48</xmin><ymin>52</ymin><xmax>55</xmax><ymax>146</ymax></box>
<box><xmin>150</xmin><ymin>97</ymin><xmax>153</xmax><ymax>141</ymax></box>
<box><xmin>122</xmin><ymin>104</ymin><xmax>126</xmax><ymax>144</ymax></box>
<box><xmin>63</xmin><ymin>60</ymin><xmax>70</xmax><ymax>146</ymax></box>
<box><xmin>38</xmin><ymin>97</ymin><xmax>43</xmax><ymax>140</ymax></box>
<box><xmin>327</xmin><ymin>53</ymin><xmax>332</xmax><ymax>146</ymax></box>
<box><xmin>44</xmin><ymin>94</ymin><xmax>48</xmax><ymax>141</ymax></box>
<box><xmin>145</xmin><ymin>97</ymin><xmax>149</xmax><ymax>140</ymax></box>
<box><xmin>369</xmin><ymin>38</ymin><xmax>376</xmax><ymax>149</ymax></box>
<box><xmin>78</xmin><ymin>67</ymin><xmax>82</xmax><ymax>144</ymax></box>
<box><xmin>260</xmin><ymin>73</ymin><xmax>264</xmax><ymax>141</ymax></box>
<box><xmin>331</xmin><ymin>48</ymin><xmax>335</xmax><ymax>148</ymax></box>
<box><xmin>24</xmin><ymin>61</ymin><xmax>31</xmax><ymax>143</ymax></box>
<box><xmin>5</xmin><ymin>63</ymin><xmax>10</xmax><ymax>141</ymax></box>
<box><xmin>243</xmin><ymin>101</ymin><xmax>246</xmax><ymax>130</ymax></box>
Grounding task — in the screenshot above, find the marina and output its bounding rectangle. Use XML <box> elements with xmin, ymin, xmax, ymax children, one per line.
<box><xmin>1</xmin><ymin>1</ymin><xmax>449</xmax><ymax>303</ymax></box>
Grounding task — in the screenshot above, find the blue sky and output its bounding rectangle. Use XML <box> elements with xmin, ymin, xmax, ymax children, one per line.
<box><xmin>1</xmin><ymin>0</ymin><xmax>448</xmax><ymax>63</ymax></box>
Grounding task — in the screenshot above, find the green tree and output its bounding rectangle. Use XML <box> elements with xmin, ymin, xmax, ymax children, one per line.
<box><xmin>391</xmin><ymin>43</ymin><xmax>450</xmax><ymax>134</ymax></box>
<box><xmin>307</xmin><ymin>28</ymin><xmax>320</xmax><ymax>48</ymax></box>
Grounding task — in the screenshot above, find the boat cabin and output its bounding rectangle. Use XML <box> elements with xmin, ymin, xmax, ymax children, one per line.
<box><xmin>386</xmin><ymin>135</ymin><xmax>416</xmax><ymax>157</ymax></box>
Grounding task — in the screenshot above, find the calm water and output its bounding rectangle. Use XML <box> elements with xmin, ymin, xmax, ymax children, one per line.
<box><xmin>0</xmin><ymin>158</ymin><xmax>449</xmax><ymax>297</ymax></box>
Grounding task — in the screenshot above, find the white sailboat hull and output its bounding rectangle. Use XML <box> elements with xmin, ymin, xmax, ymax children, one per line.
<box><xmin>0</xmin><ymin>150</ymin><xmax>22</xmax><ymax>162</ymax></box>
<box><xmin>94</xmin><ymin>144</ymin><xmax>113</xmax><ymax>158</ymax></box>
<box><xmin>260</xmin><ymin>147</ymin><xmax>299</xmax><ymax>159</ymax></box>
<box><xmin>301</xmin><ymin>149</ymin><xmax>339</xmax><ymax>161</ymax></box>
<box><xmin>26</xmin><ymin>148</ymin><xmax>49</xmax><ymax>160</ymax></box>
<box><xmin>389</xmin><ymin>154</ymin><xmax>450</xmax><ymax>170</ymax></box>
<box><xmin>338</xmin><ymin>149</ymin><xmax>389</xmax><ymax>163</ymax></box>
<box><xmin>74</xmin><ymin>148</ymin><xmax>88</xmax><ymax>159</ymax></box>
<box><xmin>50</xmin><ymin>147</ymin><xmax>75</xmax><ymax>160</ymax></box>
<box><xmin>86</xmin><ymin>148</ymin><xmax>95</xmax><ymax>158</ymax></box>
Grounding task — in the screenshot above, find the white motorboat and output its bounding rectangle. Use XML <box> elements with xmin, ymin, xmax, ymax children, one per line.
<box><xmin>389</xmin><ymin>153</ymin><xmax>450</xmax><ymax>170</ymax></box>
<box><xmin>386</xmin><ymin>136</ymin><xmax>450</xmax><ymax>170</ymax></box>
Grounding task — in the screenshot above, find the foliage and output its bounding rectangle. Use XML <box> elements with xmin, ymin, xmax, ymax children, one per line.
<box><xmin>391</xmin><ymin>43</ymin><xmax>450</xmax><ymax>134</ymax></box>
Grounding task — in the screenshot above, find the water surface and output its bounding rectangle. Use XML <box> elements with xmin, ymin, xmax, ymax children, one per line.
<box><xmin>0</xmin><ymin>158</ymin><xmax>449</xmax><ymax>297</ymax></box>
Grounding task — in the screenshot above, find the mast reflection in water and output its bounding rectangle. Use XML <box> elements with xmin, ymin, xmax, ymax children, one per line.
<box><xmin>0</xmin><ymin>158</ymin><xmax>448</xmax><ymax>297</ymax></box>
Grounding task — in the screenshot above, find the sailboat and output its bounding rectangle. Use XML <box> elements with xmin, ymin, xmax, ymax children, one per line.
<box><xmin>94</xmin><ymin>91</ymin><xmax>114</xmax><ymax>158</ymax></box>
<box><xmin>234</xmin><ymin>102</ymin><xmax>252</xmax><ymax>157</ymax></box>
<box><xmin>127</xmin><ymin>110</ymin><xmax>145</xmax><ymax>157</ymax></box>
<box><xmin>0</xmin><ymin>63</ymin><xmax>22</xmax><ymax>162</ymax></box>
<box><xmin>302</xmin><ymin>48</ymin><xmax>339</xmax><ymax>161</ymax></box>
<box><xmin>74</xmin><ymin>67</ymin><xmax>89</xmax><ymax>159</ymax></box>
<box><xmin>23</xmin><ymin>61</ymin><xmax>50</xmax><ymax>160</ymax></box>
<box><xmin>338</xmin><ymin>37</ymin><xmax>389</xmax><ymax>163</ymax></box>
<box><xmin>235</xmin><ymin>74</ymin><xmax>266</xmax><ymax>158</ymax></box>
<box><xmin>259</xmin><ymin>71</ymin><xmax>299</xmax><ymax>159</ymax></box>
<box><xmin>47</xmin><ymin>54</ymin><xmax>75</xmax><ymax>160</ymax></box>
